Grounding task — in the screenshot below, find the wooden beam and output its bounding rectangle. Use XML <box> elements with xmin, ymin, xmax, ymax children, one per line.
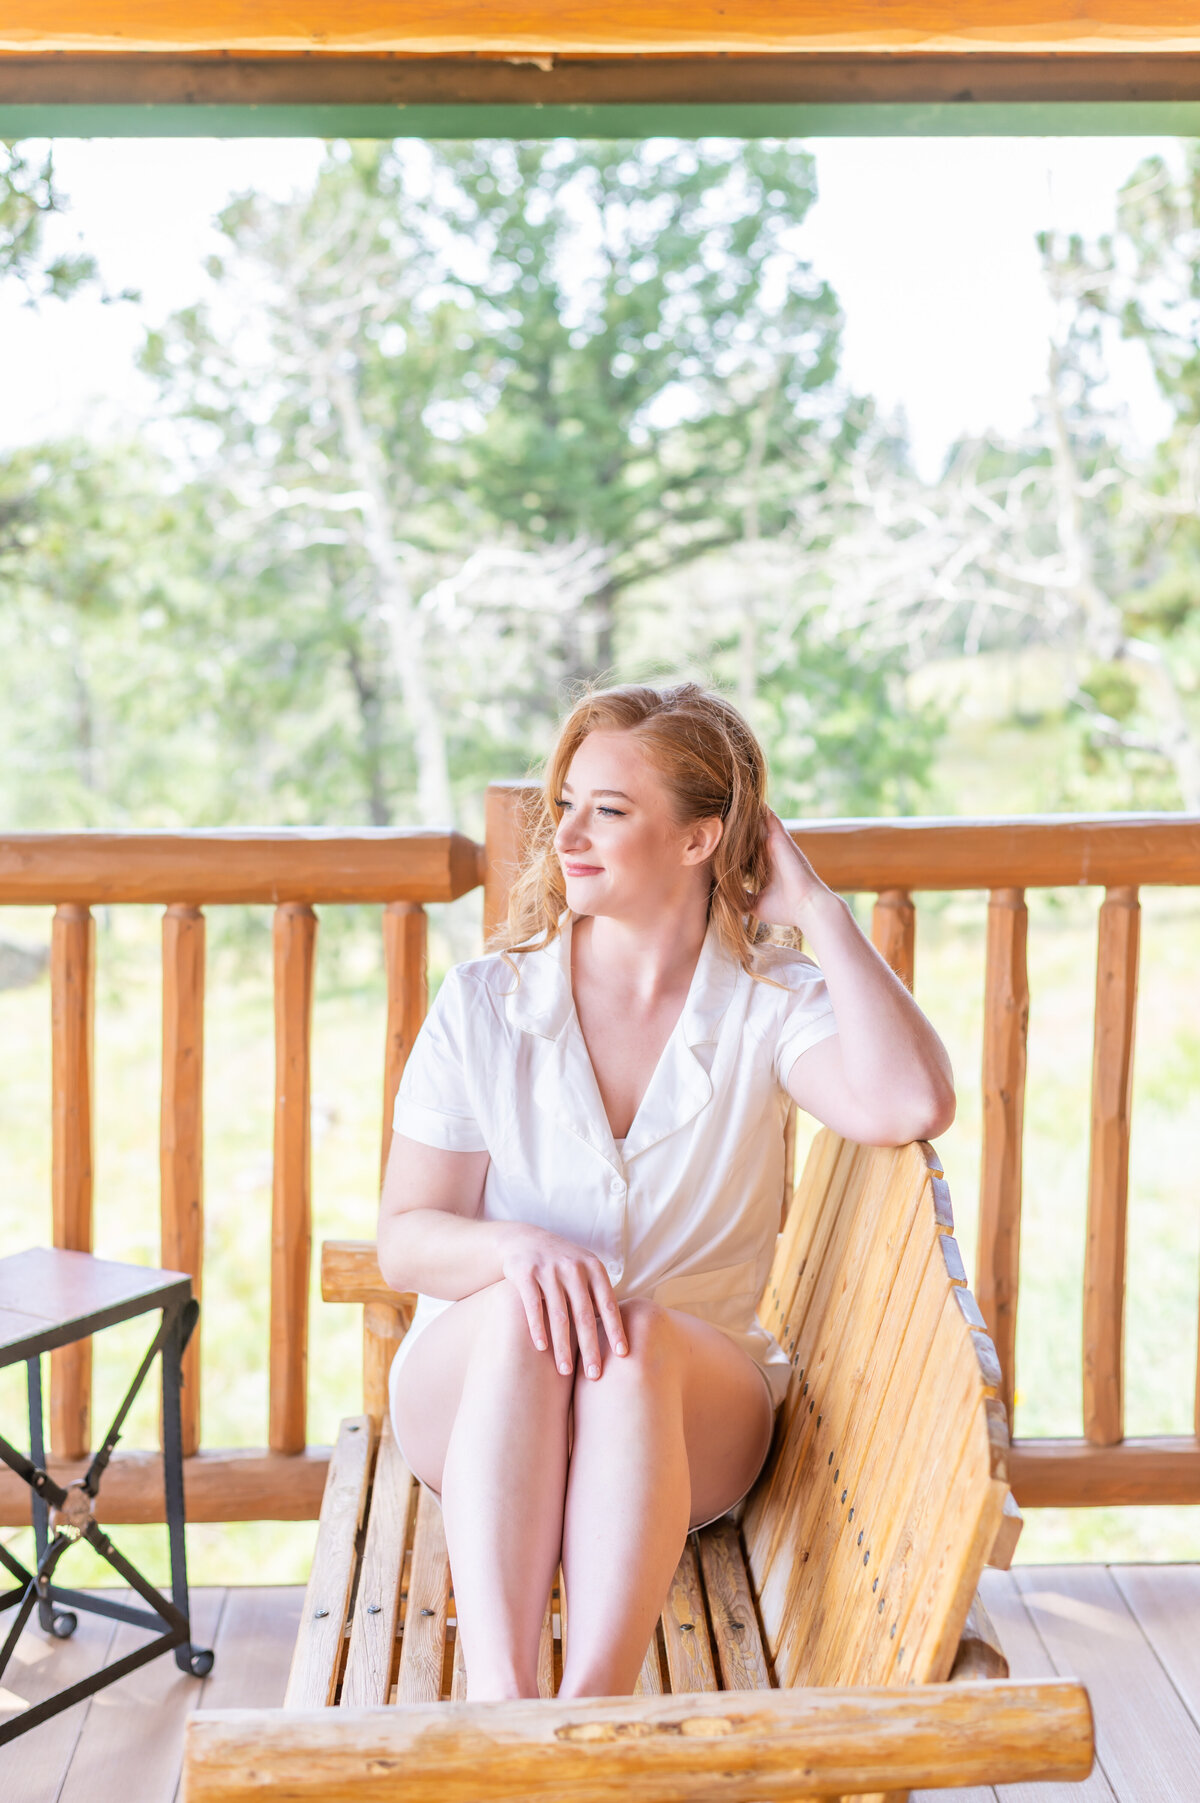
<box><xmin>0</xmin><ymin>1446</ymin><xmax>331</xmax><ymax>1524</ymax></box>
<box><xmin>270</xmin><ymin>903</ymin><xmax>317</xmax><ymax>1457</ymax></box>
<box><xmin>975</xmin><ymin>888</ymin><xmax>1029</xmax><ymax>1433</ymax></box>
<box><xmin>0</xmin><ymin>828</ymin><xmax>481</xmax><ymax>907</ymax></box>
<box><xmin>380</xmin><ymin>901</ymin><xmax>427</xmax><ymax>1188</ymax></box>
<box><xmin>1082</xmin><ymin>885</ymin><xmax>1140</xmax><ymax>1447</ymax></box>
<box><xmin>50</xmin><ymin>902</ymin><xmax>95</xmax><ymax>1463</ymax></box>
<box><xmin>6</xmin><ymin>52</ymin><xmax>1200</xmax><ymax>107</ymax></box>
<box><xmin>871</xmin><ymin>888</ymin><xmax>915</xmax><ymax>989</ymax></box>
<box><xmin>161</xmin><ymin>902</ymin><xmax>205</xmax><ymax>1458</ymax></box>
<box><xmin>182</xmin><ymin>1680</ymin><xmax>1094</xmax><ymax>1803</ymax></box>
<box><xmin>1008</xmin><ymin>1435</ymin><xmax>1200</xmax><ymax>1506</ymax></box>
<box><xmin>0</xmin><ymin>815</ymin><xmax>1198</xmax><ymax>904</ymax></box>
<box><xmin>6</xmin><ymin>3</ymin><xmax>1200</xmax><ymax>58</ymax></box>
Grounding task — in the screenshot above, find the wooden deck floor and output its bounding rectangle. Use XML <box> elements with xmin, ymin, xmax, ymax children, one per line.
<box><xmin>3</xmin><ymin>1564</ymin><xmax>1199</xmax><ymax>1801</ymax></box>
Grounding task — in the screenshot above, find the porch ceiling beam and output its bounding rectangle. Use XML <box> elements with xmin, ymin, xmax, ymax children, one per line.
<box><xmin>4</xmin><ymin>3</ymin><xmax>1200</xmax><ymax>59</ymax></box>
<box><xmin>3</xmin><ymin>52</ymin><xmax>1200</xmax><ymax>107</ymax></box>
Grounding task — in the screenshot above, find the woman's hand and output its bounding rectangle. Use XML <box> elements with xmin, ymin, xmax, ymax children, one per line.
<box><xmin>746</xmin><ymin>807</ymin><xmax>830</xmax><ymax>930</ymax></box>
<box><xmin>500</xmin><ymin>1226</ymin><xmax>628</xmax><ymax>1380</ymax></box>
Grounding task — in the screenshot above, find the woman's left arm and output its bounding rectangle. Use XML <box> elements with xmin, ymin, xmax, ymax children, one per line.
<box><xmin>753</xmin><ymin>810</ymin><xmax>956</xmax><ymax>1146</ymax></box>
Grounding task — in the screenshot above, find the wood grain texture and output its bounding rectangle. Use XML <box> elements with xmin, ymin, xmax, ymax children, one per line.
<box><xmin>10</xmin><ymin>1</ymin><xmax>1200</xmax><ymax>55</ymax></box>
<box><xmin>380</xmin><ymin>900</ymin><xmax>427</xmax><ymax>1186</ymax></box>
<box><xmin>871</xmin><ymin>887</ymin><xmax>915</xmax><ymax>990</ymax></box>
<box><xmin>1083</xmin><ymin>886</ymin><xmax>1140</xmax><ymax>1447</ymax></box>
<box><xmin>270</xmin><ymin>902</ymin><xmax>317</xmax><ymax>1456</ymax></box>
<box><xmin>15</xmin><ymin>50</ymin><xmax>1200</xmax><ymax>108</ymax></box>
<box><xmin>482</xmin><ymin>778</ymin><xmax>539</xmax><ymax>942</ymax></box>
<box><xmin>341</xmin><ymin>1417</ymin><xmax>416</xmax><ymax>1707</ymax></box>
<box><xmin>320</xmin><ymin>1237</ymin><xmax>412</xmax><ymax>1310</ymax></box>
<box><xmin>0</xmin><ymin>1445</ymin><xmax>330</xmax><ymax>1524</ymax></box>
<box><xmin>947</xmin><ymin>1591</ymin><xmax>1008</xmax><ymax>1682</ymax></box>
<box><xmin>661</xmin><ymin>1537</ymin><xmax>718</xmax><ymax>1693</ymax></box>
<box><xmin>987</xmin><ymin>1490</ymin><xmax>1023</xmax><ymax>1569</ymax></box>
<box><xmin>1008</xmin><ymin>1434</ymin><xmax>1200</xmax><ymax>1505</ymax></box>
<box><xmin>362</xmin><ymin>1300</ymin><xmax>407</xmax><ymax>1430</ymax></box>
<box><xmin>50</xmin><ymin>901</ymin><xmax>95</xmax><ymax>1461</ymax></box>
<box><xmin>975</xmin><ymin>886</ymin><xmax>1028</xmax><ymax>1432</ymax></box>
<box><xmin>976</xmin><ymin>1567</ymin><xmax>1118</xmax><ymax>1803</ymax></box>
<box><xmin>1017</xmin><ymin>1564</ymin><xmax>1198</xmax><ymax>1803</ymax></box>
<box><xmin>284</xmin><ymin>1417</ymin><xmax>372</xmax><ymax>1708</ymax></box>
<box><xmin>1</xmin><ymin>1586</ymin><xmax>120</xmax><ymax>1803</ymax></box>
<box><xmin>161</xmin><ymin>902</ymin><xmax>205</xmax><ymax>1457</ymax></box>
<box><xmin>696</xmin><ymin>1519</ymin><xmax>772</xmax><ymax>1691</ymax></box>
<box><xmin>1111</xmin><ymin>1564</ymin><xmax>1200</xmax><ymax>1739</ymax></box>
<box><xmin>182</xmin><ymin>1679</ymin><xmax>1094</xmax><ymax>1802</ymax></box>
<box><xmin>397</xmin><ymin>1484</ymin><xmax>452</xmax><ymax>1704</ymax></box>
<box><xmin>0</xmin><ymin>827</ymin><xmax>481</xmax><ymax>905</ymax></box>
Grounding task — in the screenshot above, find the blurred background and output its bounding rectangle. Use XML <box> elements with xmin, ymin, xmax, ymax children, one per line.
<box><xmin>2</xmin><ymin>132</ymin><xmax>1198</xmax><ymax>1584</ymax></box>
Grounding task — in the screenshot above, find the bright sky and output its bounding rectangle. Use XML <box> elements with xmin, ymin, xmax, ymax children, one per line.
<box><xmin>0</xmin><ymin>134</ymin><xmax>1181</xmax><ymax>480</ymax></box>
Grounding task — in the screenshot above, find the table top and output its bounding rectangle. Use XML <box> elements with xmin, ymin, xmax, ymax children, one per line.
<box><xmin>0</xmin><ymin>1248</ymin><xmax>192</xmax><ymax>1366</ymax></box>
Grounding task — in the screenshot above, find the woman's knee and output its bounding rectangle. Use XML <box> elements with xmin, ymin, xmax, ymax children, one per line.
<box><xmin>579</xmin><ymin>1298</ymin><xmax>683</xmax><ymax>1399</ymax></box>
<box><xmin>474</xmin><ymin>1278</ymin><xmax>574</xmax><ymax>1387</ymax></box>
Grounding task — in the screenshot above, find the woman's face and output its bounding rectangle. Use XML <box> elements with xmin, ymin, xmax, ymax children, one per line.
<box><xmin>553</xmin><ymin>729</ymin><xmax>721</xmax><ymax>920</ymax></box>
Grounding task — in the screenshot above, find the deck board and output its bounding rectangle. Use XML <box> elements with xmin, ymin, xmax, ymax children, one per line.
<box><xmin>3</xmin><ymin>1567</ymin><xmax>1200</xmax><ymax>1802</ymax></box>
<box><xmin>55</xmin><ymin>1588</ymin><xmax>226</xmax><ymax>1803</ymax></box>
<box><xmin>2</xmin><ymin>1588</ymin><xmax>122</xmax><ymax>1803</ymax></box>
<box><xmin>1015</xmin><ymin>1565</ymin><xmax>1200</xmax><ymax>1803</ymax></box>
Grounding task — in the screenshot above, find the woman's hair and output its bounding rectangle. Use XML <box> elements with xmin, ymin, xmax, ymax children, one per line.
<box><xmin>489</xmin><ymin>680</ymin><xmax>802</xmax><ymax>981</ymax></box>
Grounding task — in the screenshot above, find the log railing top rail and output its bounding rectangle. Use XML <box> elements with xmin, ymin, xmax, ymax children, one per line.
<box><xmin>0</xmin><ymin>828</ymin><xmax>484</xmax><ymax>906</ymax></box>
<box><xmin>2</xmin><ymin>809</ymin><xmax>1196</xmax><ymax>905</ymax></box>
<box><xmin>6</xmin><ymin>1</ymin><xmax>1200</xmax><ymax>57</ymax></box>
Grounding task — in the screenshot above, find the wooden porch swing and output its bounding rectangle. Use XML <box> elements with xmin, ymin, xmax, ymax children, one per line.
<box><xmin>182</xmin><ymin>1127</ymin><xmax>1090</xmax><ymax>1801</ymax></box>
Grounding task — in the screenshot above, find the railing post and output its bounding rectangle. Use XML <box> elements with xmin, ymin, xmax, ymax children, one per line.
<box><xmin>1083</xmin><ymin>884</ymin><xmax>1140</xmax><ymax>1448</ymax></box>
<box><xmin>380</xmin><ymin>902</ymin><xmax>428</xmax><ymax>1188</ymax></box>
<box><xmin>271</xmin><ymin>903</ymin><xmax>317</xmax><ymax>1456</ymax></box>
<box><xmin>872</xmin><ymin>888</ymin><xmax>915</xmax><ymax>990</ymax></box>
<box><xmin>976</xmin><ymin>888</ymin><xmax>1029</xmax><ymax>1433</ymax></box>
<box><xmin>484</xmin><ymin>780</ymin><xmax>539</xmax><ymax>944</ymax></box>
<box><xmin>161</xmin><ymin>903</ymin><xmax>205</xmax><ymax>1457</ymax></box>
<box><xmin>50</xmin><ymin>902</ymin><xmax>96</xmax><ymax>1460</ymax></box>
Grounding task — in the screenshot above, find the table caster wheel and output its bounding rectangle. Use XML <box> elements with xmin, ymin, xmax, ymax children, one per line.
<box><xmin>50</xmin><ymin>1610</ymin><xmax>77</xmax><ymax>1639</ymax></box>
<box><xmin>188</xmin><ymin>1647</ymin><xmax>214</xmax><ymax>1677</ymax></box>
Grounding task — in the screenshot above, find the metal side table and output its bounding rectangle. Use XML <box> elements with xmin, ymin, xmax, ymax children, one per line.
<box><xmin>0</xmin><ymin>1247</ymin><xmax>213</xmax><ymax>1745</ymax></box>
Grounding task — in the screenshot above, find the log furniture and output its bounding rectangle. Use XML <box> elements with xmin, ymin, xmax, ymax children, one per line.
<box><xmin>180</xmin><ymin>1129</ymin><xmax>1093</xmax><ymax>1801</ymax></box>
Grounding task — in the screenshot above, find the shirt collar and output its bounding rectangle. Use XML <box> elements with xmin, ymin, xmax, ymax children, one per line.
<box><xmin>504</xmin><ymin>910</ymin><xmax>742</xmax><ymax>1168</ymax></box>
<box><xmin>504</xmin><ymin>909</ymin><xmax>739</xmax><ymax>1047</ymax></box>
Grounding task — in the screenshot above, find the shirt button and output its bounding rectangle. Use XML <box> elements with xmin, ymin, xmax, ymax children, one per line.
<box><xmin>610</xmin><ymin>1177</ymin><xmax>624</xmax><ymax>1195</ymax></box>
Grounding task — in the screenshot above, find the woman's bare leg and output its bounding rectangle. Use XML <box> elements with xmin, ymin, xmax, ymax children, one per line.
<box><xmin>558</xmin><ymin>1301</ymin><xmax>774</xmax><ymax>1699</ymax></box>
<box><xmin>390</xmin><ymin>1278</ymin><xmax>574</xmax><ymax>1700</ymax></box>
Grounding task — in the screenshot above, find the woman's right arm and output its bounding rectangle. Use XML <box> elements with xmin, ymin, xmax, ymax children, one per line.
<box><xmin>376</xmin><ymin>1133</ymin><xmax>627</xmax><ymax>1377</ymax></box>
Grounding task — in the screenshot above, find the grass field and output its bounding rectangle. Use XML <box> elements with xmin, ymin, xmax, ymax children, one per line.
<box><xmin>2</xmin><ymin>872</ymin><xmax>1199</xmax><ymax>1591</ymax></box>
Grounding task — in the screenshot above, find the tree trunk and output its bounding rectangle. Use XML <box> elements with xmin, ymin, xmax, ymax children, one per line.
<box><xmin>324</xmin><ymin>355</ymin><xmax>455</xmax><ymax>828</ymax></box>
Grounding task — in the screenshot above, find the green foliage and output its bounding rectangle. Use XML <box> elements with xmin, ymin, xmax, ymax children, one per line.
<box><xmin>0</xmin><ymin>142</ymin><xmax>96</xmax><ymax>298</ymax></box>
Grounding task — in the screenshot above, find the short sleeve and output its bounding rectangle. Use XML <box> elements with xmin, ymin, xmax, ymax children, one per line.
<box><xmin>392</xmin><ymin>965</ymin><xmax>489</xmax><ymax>1153</ymax></box>
<box><xmin>771</xmin><ymin>956</ymin><xmax>839</xmax><ymax>1089</ymax></box>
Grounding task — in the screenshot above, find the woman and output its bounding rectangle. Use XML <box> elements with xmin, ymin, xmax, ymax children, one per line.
<box><xmin>377</xmin><ymin>681</ymin><xmax>954</xmax><ymax>1702</ymax></box>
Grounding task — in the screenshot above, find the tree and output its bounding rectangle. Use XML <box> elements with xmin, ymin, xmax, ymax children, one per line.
<box><xmin>436</xmin><ymin>138</ymin><xmax>845</xmax><ymax>687</ymax></box>
<box><xmin>0</xmin><ymin>141</ymin><xmax>96</xmax><ymax>298</ymax></box>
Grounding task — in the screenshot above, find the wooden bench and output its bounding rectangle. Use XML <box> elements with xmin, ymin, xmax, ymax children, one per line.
<box><xmin>181</xmin><ymin>1131</ymin><xmax>1093</xmax><ymax>1802</ymax></box>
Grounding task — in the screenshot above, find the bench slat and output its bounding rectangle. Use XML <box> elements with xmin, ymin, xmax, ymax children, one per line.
<box><xmin>661</xmin><ymin>1537</ymin><xmax>717</xmax><ymax>1693</ymax></box>
<box><xmin>397</xmin><ymin>1483</ymin><xmax>452</xmax><ymax>1704</ymax></box>
<box><xmin>340</xmin><ymin>1418</ymin><xmax>415</xmax><ymax>1707</ymax></box>
<box><xmin>284</xmin><ymin>1416</ymin><xmax>372</xmax><ymax>1709</ymax></box>
<box><xmin>697</xmin><ymin>1520</ymin><xmax>772</xmax><ymax>1691</ymax></box>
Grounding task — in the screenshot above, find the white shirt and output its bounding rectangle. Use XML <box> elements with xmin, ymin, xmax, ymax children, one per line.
<box><xmin>388</xmin><ymin>910</ymin><xmax>838</xmax><ymax>1409</ymax></box>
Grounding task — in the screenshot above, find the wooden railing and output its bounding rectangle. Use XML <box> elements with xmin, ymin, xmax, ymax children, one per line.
<box><xmin>1</xmin><ymin>792</ymin><xmax>1198</xmax><ymax>1524</ymax></box>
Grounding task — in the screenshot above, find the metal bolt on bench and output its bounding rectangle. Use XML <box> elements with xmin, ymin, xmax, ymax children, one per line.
<box><xmin>0</xmin><ymin>1247</ymin><xmax>213</xmax><ymax>1745</ymax></box>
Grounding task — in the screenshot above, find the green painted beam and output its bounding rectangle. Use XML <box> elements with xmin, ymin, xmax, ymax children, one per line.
<box><xmin>1</xmin><ymin>101</ymin><xmax>1200</xmax><ymax>138</ymax></box>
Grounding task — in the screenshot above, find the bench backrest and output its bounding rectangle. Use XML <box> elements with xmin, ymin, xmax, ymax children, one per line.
<box><xmin>744</xmin><ymin>1130</ymin><xmax>1009</xmax><ymax>1690</ymax></box>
